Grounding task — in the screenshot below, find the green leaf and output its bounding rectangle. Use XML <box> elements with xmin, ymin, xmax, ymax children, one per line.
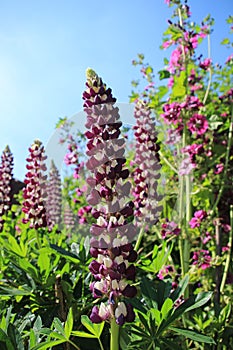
<box><xmin>0</xmin><ymin>329</ymin><xmax>15</xmax><ymax>350</ymax></box>
<box><xmin>221</xmin><ymin>38</ymin><xmax>230</xmax><ymax>45</ymax></box>
<box><xmin>38</xmin><ymin>248</ymin><xmax>51</xmax><ymax>276</ymax></box>
<box><xmin>185</xmin><ymin>292</ymin><xmax>212</xmax><ymax>313</ymax></box>
<box><xmin>0</xmin><ymin>285</ymin><xmax>32</xmax><ymax>297</ymax></box>
<box><xmin>145</xmin><ymin>66</ymin><xmax>153</xmax><ymax>75</ymax></box>
<box><xmin>31</xmin><ymin>339</ymin><xmax>65</xmax><ymax>350</ymax></box>
<box><xmin>81</xmin><ymin>315</ymin><xmax>104</xmax><ymax>338</ymax></box>
<box><xmin>169</xmin><ymin>327</ymin><xmax>215</xmax><ymax>344</ymax></box>
<box><xmin>50</xmin><ymin>244</ymin><xmax>79</xmax><ymax>261</ymax></box>
<box><xmin>71</xmin><ymin>331</ymin><xmax>97</xmax><ymax>338</ymax></box>
<box><xmin>64</xmin><ymin>308</ymin><xmax>73</xmax><ymax>338</ymax></box>
<box><xmin>161</xmin><ymin>298</ymin><xmax>173</xmax><ymax>320</ymax></box>
<box><xmin>53</xmin><ymin>318</ymin><xmax>66</xmax><ymax>337</ymax></box>
<box><xmin>158</xmin><ymin>70</ymin><xmax>170</xmax><ymax>80</ymax></box>
<box><xmin>7</xmin><ymin>324</ymin><xmax>24</xmax><ymax>350</ymax></box>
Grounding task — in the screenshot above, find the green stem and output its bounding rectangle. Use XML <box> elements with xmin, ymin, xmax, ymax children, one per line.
<box><xmin>68</xmin><ymin>340</ymin><xmax>80</xmax><ymax>350</ymax></box>
<box><xmin>36</xmin><ymin>229</ymin><xmax>41</xmax><ymax>249</ymax></box>
<box><xmin>98</xmin><ymin>338</ymin><xmax>105</xmax><ymax>350</ymax></box>
<box><xmin>110</xmin><ymin>318</ymin><xmax>119</xmax><ymax>350</ymax></box>
<box><xmin>220</xmin><ymin>205</ymin><xmax>233</xmax><ymax>294</ymax></box>
<box><xmin>159</xmin><ymin>151</ymin><xmax>178</xmax><ymax>174</ymax></box>
<box><xmin>135</xmin><ymin>224</ymin><xmax>146</xmax><ymax>252</ymax></box>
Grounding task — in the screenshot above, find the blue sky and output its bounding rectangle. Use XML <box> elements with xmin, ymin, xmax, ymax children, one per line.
<box><xmin>0</xmin><ymin>0</ymin><xmax>232</xmax><ymax>180</ymax></box>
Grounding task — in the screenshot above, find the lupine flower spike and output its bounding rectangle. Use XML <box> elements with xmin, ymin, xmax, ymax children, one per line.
<box><xmin>83</xmin><ymin>68</ymin><xmax>137</xmax><ymax>326</ymax></box>
<box><xmin>46</xmin><ymin>160</ymin><xmax>62</xmax><ymax>229</ymax></box>
<box><xmin>133</xmin><ymin>101</ymin><xmax>162</xmax><ymax>226</ymax></box>
<box><xmin>22</xmin><ymin>140</ymin><xmax>47</xmax><ymax>229</ymax></box>
<box><xmin>0</xmin><ymin>146</ymin><xmax>14</xmax><ymax>231</ymax></box>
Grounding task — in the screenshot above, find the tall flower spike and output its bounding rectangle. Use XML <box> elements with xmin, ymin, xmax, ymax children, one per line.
<box><xmin>22</xmin><ymin>140</ymin><xmax>47</xmax><ymax>229</ymax></box>
<box><xmin>0</xmin><ymin>146</ymin><xmax>14</xmax><ymax>231</ymax></box>
<box><xmin>133</xmin><ymin>101</ymin><xmax>162</xmax><ymax>226</ymax></box>
<box><xmin>46</xmin><ymin>160</ymin><xmax>62</xmax><ymax>229</ymax></box>
<box><xmin>83</xmin><ymin>68</ymin><xmax>137</xmax><ymax>326</ymax></box>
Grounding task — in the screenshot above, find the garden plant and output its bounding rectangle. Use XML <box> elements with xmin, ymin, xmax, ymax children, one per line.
<box><xmin>0</xmin><ymin>0</ymin><xmax>232</xmax><ymax>349</ymax></box>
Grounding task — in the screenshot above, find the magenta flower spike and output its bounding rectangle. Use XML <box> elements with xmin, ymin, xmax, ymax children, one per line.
<box><xmin>46</xmin><ymin>160</ymin><xmax>62</xmax><ymax>229</ymax></box>
<box><xmin>0</xmin><ymin>145</ymin><xmax>14</xmax><ymax>231</ymax></box>
<box><xmin>133</xmin><ymin>101</ymin><xmax>162</xmax><ymax>226</ymax></box>
<box><xmin>22</xmin><ymin>140</ymin><xmax>48</xmax><ymax>229</ymax></box>
<box><xmin>83</xmin><ymin>68</ymin><xmax>137</xmax><ymax>326</ymax></box>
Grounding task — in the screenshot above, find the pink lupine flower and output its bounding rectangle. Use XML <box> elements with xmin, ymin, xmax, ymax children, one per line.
<box><xmin>187</xmin><ymin>114</ymin><xmax>208</xmax><ymax>135</ymax></box>
<box><xmin>133</xmin><ymin>101</ymin><xmax>162</xmax><ymax>225</ymax></box>
<box><xmin>46</xmin><ymin>160</ymin><xmax>62</xmax><ymax>229</ymax></box>
<box><xmin>22</xmin><ymin>140</ymin><xmax>47</xmax><ymax>229</ymax></box>
<box><xmin>189</xmin><ymin>210</ymin><xmax>207</xmax><ymax>228</ymax></box>
<box><xmin>0</xmin><ymin>146</ymin><xmax>14</xmax><ymax>231</ymax></box>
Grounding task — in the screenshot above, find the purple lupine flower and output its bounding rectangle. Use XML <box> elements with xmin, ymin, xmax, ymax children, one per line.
<box><xmin>133</xmin><ymin>101</ymin><xmax>162</xmax><ymax>225</ymax></box>
<box><xmin>0</xmin><ymin>146</ymin><xmax>14</xmax><ymax>231</ymax></box>
<box><xmin>22</xmin><ymin>140</ymin><xmax>47</xmax><ymax>229</ymax></box>
<box><xmin>83</xmin><ymin>68</ymin><xmax>137</xmax><ymax>326</ymax></box>
<box><xmin>46</xmin><ymin>160</ymin><xmax>62</xmax><ymax>229</ymax></box>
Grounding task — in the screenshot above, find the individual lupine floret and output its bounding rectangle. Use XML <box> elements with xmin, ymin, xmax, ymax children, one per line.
<box><xmin>0</xmin><ymin>146</ymin><xmax>14</xmax><ymax>231</ymax></box>
<box><xmin>22</xmin><ymin>140</ymin><xmax>47</xmax><ymax>229</ymax></box>
<box><xmin>46</xmin><ymin>160</ymin><xmax>62</xmax><ymax>229</ymax></box>
<box><xmin>83</xmin><ymin>68</ymin><xmax>137</xmax><ymax>326</ymax></box>
<box><xmin>133</xmin><ymin>101</ymin><xmax>162</xmax><ymax>226</ymax></box>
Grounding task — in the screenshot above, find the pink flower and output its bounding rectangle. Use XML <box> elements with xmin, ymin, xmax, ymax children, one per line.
<box><xmin>192</xmin><ymin>249</ymin><xmax>211</xmax><ymax>269</ymax></box>
<box><xmin>189</xmin><ymin>210</ymin><xmax>207</xmax><ymax>228</ymax></box>
<box><xmin>201</xmin><ymin>231</ymin><xmax>212</xmax><ymax>244</ymax></box>
<box><xmin>215</xmin><ymin>163</ymin><xmax>224</xmax><ymax>174</ymax></box>
<box><xmin>187</xmin><ymin>114</ymin><xmax>208</xmax><ymax>135</ymax></box>
<box><xmin>199</xmin><ymin>58</ymin><xmax>212</xmax><ymax>70</ymax></box>
<box><xmin>161</xmin><ymin>220</ymin><xmax>180</xmax><ymax>239</ymax></box>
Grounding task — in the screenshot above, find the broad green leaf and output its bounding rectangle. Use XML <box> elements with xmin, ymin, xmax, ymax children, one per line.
<box><xmin>29</xmin><ymin>329</ymin><xmax>37</xmax><ymax>347</ymax></box>
<box><xmin>161</xmin><ymin>298</ymin><xmax>173</xmax><ymax>320</ymax></box>
<box><xmin>81</xmin><ymin>315</ymin><xmax>104</xmax><ymax>338</ymax></box>
<box><xmin>33</xmin><ymin>316</ymin><xmax>42</xmax><ymax>332</ymax></box>
<box><xmin>64</xmin><ymin>308</ymin><xmax>73</xmax><ymax>338</ymax></box>
<box><xmin>53</xmin><ymin>318</ymin><xmax>66</xmax><ymax>337</ymax></box>
<box><xmin>169</xmin><ymin>327</ymin><xmax>215</xmax><ymax>344</ymax></box>
<box><xmin>150</xmin><ymin>309</ymin><xmax>161</xmax><ymax>325</ymax></box>
<box><xmin>38</xmin><ymin>248</ymin><xmax>51</xmax><ymax>276</ymax></box>
<box><xmin>71</xmin><ymin>331</ymin><xmax>97</xmax><ymax>338</ymax></box>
